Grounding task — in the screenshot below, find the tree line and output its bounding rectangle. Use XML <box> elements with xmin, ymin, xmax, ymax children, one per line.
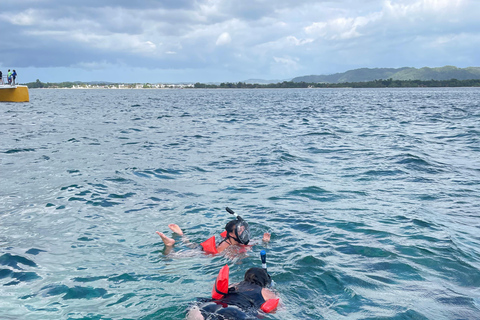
<box><xmin>194</xmin><ymin>78</ymin><xmax>480</xmax><ymax>88</ymax></box>
<box><xmin>25</xmin><ymin>79</ymin><xmax>131</xmax><ymax>88</ymax></box>
<box><xmin>25</xmin><ymin>78</ymin><xmax>480</xmax><ymax>89</ymax></box>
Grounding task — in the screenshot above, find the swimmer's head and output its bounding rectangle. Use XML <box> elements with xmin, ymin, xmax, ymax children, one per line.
<box><xmin>225</xmin><ymin>218</ymin><xmax>250</xmax><ymax>245</ymax></box>
<box><xmin>225</xmin><ymin>219</ymin><xmax>238</xmax><ymax>234</ymax></box>
<box><xmin>244</xmin><ymin>267</ymin><xmax>271</xmax><ymax>287</ymax></box>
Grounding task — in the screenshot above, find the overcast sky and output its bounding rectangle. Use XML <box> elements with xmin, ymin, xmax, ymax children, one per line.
<box><xmin>1</xmin><ymin>0</ymin><xmax>479</xmax><ymax>83</ymax></box>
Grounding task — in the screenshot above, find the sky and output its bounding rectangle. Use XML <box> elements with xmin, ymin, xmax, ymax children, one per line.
<box><xmin>1</xmin><ymin>0</ymin><xmax>479</xmax><ymax>83</ymax></box>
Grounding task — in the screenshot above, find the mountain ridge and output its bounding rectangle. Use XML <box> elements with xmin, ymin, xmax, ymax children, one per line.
<box><xmin>291</xmin><ymin>66</ymin><xmax>480</xmax><ymax>83</ymax></box>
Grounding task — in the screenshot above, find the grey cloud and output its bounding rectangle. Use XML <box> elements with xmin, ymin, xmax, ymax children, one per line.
<box><xmin>2</xmin><ymin>0</ymin><xmax>199</xmax><ymax>11</ymax></box>
<box><xmin>1</xmin><ymin>0</ymin><xmax>479</xmax><ymax>82</ymax></box>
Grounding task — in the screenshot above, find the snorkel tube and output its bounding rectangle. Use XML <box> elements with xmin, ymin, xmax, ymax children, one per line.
<box><xmin>260</xmin><ymin>250</ymin><xmax>273</xmax><ymax>286</ymax></box>
<box><xmin>261</xmin><ymin>250</ymin><xmax>267</xmax><ymax>272</ymax></box>
<box><xmin>226</xmin><ymin>207</ymin><xmax>240</xmax><ymax>220</ymax></box>
<box><xmin>259</xmin><ymin>250</ymin><xmax>279</xmax><ymax>313</ymax></box>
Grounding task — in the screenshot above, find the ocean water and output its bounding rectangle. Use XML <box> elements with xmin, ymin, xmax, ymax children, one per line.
<box><xmin>1</xmin><ymin>88</ymin><xmax>479</xmax><ymax>320</ymax></box>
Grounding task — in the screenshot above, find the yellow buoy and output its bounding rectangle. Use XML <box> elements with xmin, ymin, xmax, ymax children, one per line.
<box><xmin>0</xmin><ymin>85</ymin><xmax>30</xmax><ymax>102</ymax></box>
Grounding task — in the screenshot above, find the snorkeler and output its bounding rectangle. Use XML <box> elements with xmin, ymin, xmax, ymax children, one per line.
<box><xmin>186</xmin><ymin>251</ymin><xmax>280</xmax><ymax>320</ymax></box>
<box><xmin>156</xmin><ymin>207</ymin><xmax>270</xmax><ymax>254</ymax></box>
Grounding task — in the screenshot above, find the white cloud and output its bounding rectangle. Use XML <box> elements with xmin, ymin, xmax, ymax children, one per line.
<box><xmin>216</xmin><ymin>32</ymin><xmax>232</xmax><ymax>46</ymax></box>
<box><xmin>144</xmin><ymin>41</ymin><xmax>157</xmax><ymax>50</ymax></box>
<box><xmin>382</xmin><ymin>0</ymin><xmax>464</xmax><ymax>18</ymax></box>
<box><xmin>272</xmin><ymin>56</ymin><xmax>299</xmax><ymax>75</ymax></box>
<box><xmin>0</xmin><ymin>8</ymin><xmax>38</xmax><ymax>26</ymax></box>
<box><xmin>285</xmin><ymin>36</ymin><xmax>314</xmax><ymax>46</ymax></box>
<box><xmin>305</xmin><ymin>12</ymin><xmax>381</xmax><ymax>40</ymax></box>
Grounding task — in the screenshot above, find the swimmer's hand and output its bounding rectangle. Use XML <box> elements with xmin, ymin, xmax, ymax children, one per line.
<box><xmin>262</xmin><ymin>233</ymin><xmax>271</xmax><ymax>242</ymax></box>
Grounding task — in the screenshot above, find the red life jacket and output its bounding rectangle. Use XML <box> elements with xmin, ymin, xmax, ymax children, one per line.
<box><xmin>260</xmin><ymin>298</ymin><xmax>279</xmax><ymax>313</ymax></box>
<box><xmin>212</xmin><ymin>264</ymin><xmax>229</xmax><ymax>299</ymax></box>
<box><xmin>200</xmin><ymin>231</ymin><xmax>228</xmax><ymax>254</ymax></box>
<box><xmin>200</xmin><ymin>236</ymin><xmax>218</xmax><ymax>254</ymax></box>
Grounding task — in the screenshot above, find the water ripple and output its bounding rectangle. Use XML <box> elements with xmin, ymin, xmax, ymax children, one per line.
<box><xmin>1</xmin><ymin>88</ymin><xmax>480</xmax><ymax>319</ymax></box>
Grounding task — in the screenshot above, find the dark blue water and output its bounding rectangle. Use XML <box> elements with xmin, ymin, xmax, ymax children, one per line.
<box><xmin>1</xmin><ymin>88</ymin><xmax>479</xmax><ymax>320</ymax></box>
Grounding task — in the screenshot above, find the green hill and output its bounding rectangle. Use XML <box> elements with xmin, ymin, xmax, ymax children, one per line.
<box><xmin>292</xmin><ymin>66</ymin><xmax>480</xmax><ymax>83</ymax></box>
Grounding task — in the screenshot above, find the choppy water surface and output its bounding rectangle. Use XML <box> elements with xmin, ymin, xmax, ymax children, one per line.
<box><xmin>1</xmin><ymin>88</ymin><xmax>480</xmax><ymax>320</ymax></box>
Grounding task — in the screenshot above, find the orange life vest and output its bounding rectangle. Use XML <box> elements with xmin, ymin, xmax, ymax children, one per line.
<box><xmin>211</xmin><ymin>264</ymin><xmax>229</xmax><ymax>299</ymax></box>
<box><xmin>200</xmin><ymin>231</ymin><xmax>228</xmax><ymax>254</ymax></box>
<box><xmin>200</xmin><ymin>236</ymin><xmax>218</xmax><ymax>254</ymax></box>
<box><xmin>260</xmin><ymin>298</ymin><xmax>279</xmax><ymax>313</ymax></box>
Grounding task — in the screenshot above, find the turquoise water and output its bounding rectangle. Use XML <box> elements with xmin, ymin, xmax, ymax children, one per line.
<box><xmin>1</xmin><ymin>88</ymin><xmax>479</xmax><ymax>319</ymax></box>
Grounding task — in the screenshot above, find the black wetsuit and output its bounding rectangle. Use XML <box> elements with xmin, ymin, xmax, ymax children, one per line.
<box><xmin>197</xmin><ymin>283</ymin><xmax>266</xmax><ymax>320</ymax></box>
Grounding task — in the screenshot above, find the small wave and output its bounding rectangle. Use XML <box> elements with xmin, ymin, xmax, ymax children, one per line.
<box><xmin>341</xmin><ymin>273</ymin><xmax>381</xmax><ymax>289</ymax></box>
<box><xmin>337</xmin><ymin>245</ymin><xmax>396</xmax><ymax>258</ymax></box>
<box><xmin>392</xmin><ymin>309</ymin><xmax>429</xmax><ymax>319</ymax></box>
<box><xmin>395</xmin><ymin>153</ymin><xmax>431</xmax><ymax>166</ymax></box>
<box><xmin>106</xmin><ymin>293</ymin><xmax>136</xmax><ymax>307</ymax></box>
<box><xmin>3</xmin><ymin>148</ymin><xmax>35</xmax><ymax>154</ymax></box>
<box><xmin>412</xmin><ymin>218</ymin><xmax>437</xmax><ymax>229</ymax></box>
<box><xmin>366</xmin><ymin>274</ymin><xmax>397</xmax><ymax>284</ymax></box>
<box><xmin>105</xmin><ymin>177</ymin><xmax>134</xmax><ymax>184</ymax></box>
<box><xmin>25</xmin><ymin>248</ymin><xmax>46</xmax><ymax>255</ymax></box>
<box><xmin>297</xmin><ymin>255</ymin><xmax>326</xmax><ymax>267</ymax></box>
<box><xmin>85</xmin><ymin>199</ymin><xmax>121</xmax><ymax>207</ymax></box>
<box><xmin>392</xmin><ymin>153</ymin><xmax>445</xmax><ymax>174</ymax></box>
<box><xmin>72</xmin><ymin>276</ymin><xmax>108</xmax><ymax>283</ymax></box>
<box><xmin>132</xmin><ymin>168</ymin><xmax>183</xmax><ymax>180</ymax></box>
<box><xmin>77</xmin><ymin>236</ymin><xmax>96</xmax><ymax>242</ymax></box>
<box><xmin>108</xmin><ymin>192</ymin><xmax>136</xmax><ymax>199</ymax></box>
<box><xmin>0</xmin><ymin>269</ymin><xmax>41</xmax><ymax>285</ymax></box>
<box><xmin>0</xmin><ymin>253</ymin><xmax>38</xmax><ymax>269</ymax></box>
<box><xmin>60</xmin><ymin>184</ymin><xmax>83</xmax><ymax>191</ymax></box>
<box><xmin>300</xmin><ymin>131</ymin><xmax>336</xmax><ymax>137</ymax></box>
<box><xmin>286</xmin><ymin>186</ymin><xmax>343</xmax><ymax>202</ymax></box>
<box><xmin>361</xmin><ymin>169</ymin><xmax>405</xmax><ymax>177</ymax></box>
<box><xmin>306</xmin><ymin>147</ymin><xmax>348</xmax><ymax>154</ymax></box>
<box><xmin>0</xmin><ymin>253</ymin><xmax>41</xmax><ymax>286</ymax></box>
<box><xmin>436</xmin><ymin>292</ymin><xmax>474</xmax><ymax>306</ymax></box>
<box><xmin>41</xmin><ymin>284</ymin><xmax>110</xmax><ymax>300</ymax></box>
<box><xmin>368</xmin><ymin>261</ymin><xmax>423</xmax><ymax>281</ymax></box>
<box><xmin>108</xmin><ymin>273</ymin><xmax>139</xmax><ymax>283</ymax></box>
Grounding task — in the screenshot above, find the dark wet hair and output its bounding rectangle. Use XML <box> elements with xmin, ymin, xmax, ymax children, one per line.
<box><xmin>243</xmin><ymin>268</ymin><xmax>271</xmax><ymax>288</ymax></box>
<box><xmin>225</xmin><ymin>219</ymin><xmax>238</xmax><ymax>233</ymax></box>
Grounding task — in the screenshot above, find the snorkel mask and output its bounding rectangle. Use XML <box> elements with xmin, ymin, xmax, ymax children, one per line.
<box><xmin>225</xmin><ymin>207</ymin><xmax>251</xmax><ymax>245</ymax></box>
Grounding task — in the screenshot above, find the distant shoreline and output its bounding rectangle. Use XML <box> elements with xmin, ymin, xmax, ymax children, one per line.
<box><xmin>25</xmin><ymin>78</ymin><xmax>480</xmax><ymax>89</ymax></box>
<box><xmin>28</xmin><ymin>86</ymin><xmax>480</xmax><ymax>89</ymax></box>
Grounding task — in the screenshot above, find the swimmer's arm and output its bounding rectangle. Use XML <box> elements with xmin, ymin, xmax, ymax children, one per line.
<box><xmin>261</xmin><ymin>288</ymin><xmax>278</xmax><ymax>301</ymax></box>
